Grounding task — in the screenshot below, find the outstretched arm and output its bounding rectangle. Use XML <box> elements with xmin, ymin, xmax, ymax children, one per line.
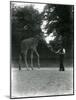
<box><xmin>55</xmin><ymin>49</ymin><xmax>61</xmax><ymax>54</ymax></box>
<box><xmin>48</xmin><ymin>45</ymin><xmax>66</xmax><ymax>54</ymax></box>
<box><xmin>56</xmin><ymin>48</ymin><xmax>66</xmax><ymax>54</ymax></box>
<box><xmin>48</xmin><ymin>45</ymin><xmax>58</xmax><ymax>53</ymax></box>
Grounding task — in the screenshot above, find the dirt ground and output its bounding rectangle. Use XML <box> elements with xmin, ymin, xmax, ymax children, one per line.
<box><xmin>11</xmin><ymin>67</ymin><xmax>73</xmax><ymax>98</ymax></box>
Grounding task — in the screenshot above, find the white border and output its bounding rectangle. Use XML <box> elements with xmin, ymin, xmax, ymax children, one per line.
<box><xmin>0</xmin><ymin>0</ymin><xmax>76</xmax><ymax>100</ymax></box>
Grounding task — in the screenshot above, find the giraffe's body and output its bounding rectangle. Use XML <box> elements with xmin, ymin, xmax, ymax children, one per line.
<box><xmin>19</xmin><ymin>36</ymin><xmax>40</xmax><ymax>70</ymax></box>
<box><xmin>21</xmin><ymin>37</ymin><xmax>39</xmax><ymax>53</ymax></box>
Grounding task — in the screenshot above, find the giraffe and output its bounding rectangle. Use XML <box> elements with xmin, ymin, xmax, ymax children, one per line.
<box><xmin>19</xmin><ymin>31</ymin><xmax>62</xmax><ymax>71</ymax></box>
<box><xmin>19</xmin><ymin>35</ymin><xmax>42</xmax><ymax>70</ymax></box>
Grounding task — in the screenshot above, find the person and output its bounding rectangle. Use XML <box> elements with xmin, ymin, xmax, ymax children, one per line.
<box><xmin>56</xmin><ymin>47</ymin><xmax>66</xmax><ymax>71</ymax></box>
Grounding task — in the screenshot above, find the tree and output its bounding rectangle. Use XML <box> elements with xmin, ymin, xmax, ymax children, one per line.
<box><xmin>41</xmin><ymin>4</ymin><xmax>74</xmax><ymax>71</ymax></box>
<box><xmin>11</xmin><ymin>5</ymin><xmax>42</xmax><ymax>61</ymax></box>
<box><xmin>41</xmin><ymin>4</ymin><xmax>74</xmax><ymax>51</ymax></box>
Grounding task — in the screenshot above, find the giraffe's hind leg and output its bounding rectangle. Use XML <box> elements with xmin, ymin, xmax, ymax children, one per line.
<box><xmin>24</xmin><ymin>50</ymin><xmax>29</xmax><ymax>71</ymax></box>
<box><xmin>31</xmin><ymin>50</ymin><xmax>34</xmax><ymax>70</ymax></box>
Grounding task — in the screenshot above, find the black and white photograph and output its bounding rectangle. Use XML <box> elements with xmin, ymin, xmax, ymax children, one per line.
<box><xmin>10</xmin><ymin>1</ymin><xmax>74</xmax><ymax>98</ymax></box>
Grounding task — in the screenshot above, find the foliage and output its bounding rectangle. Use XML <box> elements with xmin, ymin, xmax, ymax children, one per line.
<box><xmin>11</xmin><ymin>5</ymin><xmax>42</xmax><ymax>60</ymax></box>
<box><xmin>41</xmin><ymin>4</ymin><xmax>74</xmax><ymax>51</ymax></box>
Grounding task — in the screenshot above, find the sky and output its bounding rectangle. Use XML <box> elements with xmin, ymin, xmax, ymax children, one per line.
<box><xmin>12</xmin><ymin>2</ymin><xmax>46</xmax><ymax>13</ymax></box>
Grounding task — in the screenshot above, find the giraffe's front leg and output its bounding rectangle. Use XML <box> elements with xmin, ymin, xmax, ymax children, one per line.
<box><xmin>34</xmin><ymin>49</ymin><xmax>40</xmax><ymax>69</ymax></box>
<box><xmin>38</xmin><ymin>54</ymin><xmax>40</xmax><ymax>69</ymax></box>
<box><xmin>19</xmin><ymin>54</ymin><xmax>22</xmax><ymax>70</ymax></box>
<box><xmin>25</xmin><ymin>50</ymin><xmax>29</xmax><ymax>71</ymax></box>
